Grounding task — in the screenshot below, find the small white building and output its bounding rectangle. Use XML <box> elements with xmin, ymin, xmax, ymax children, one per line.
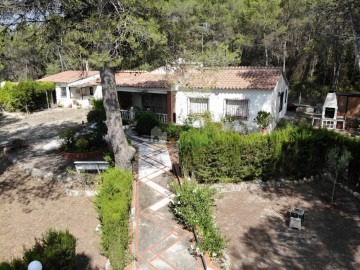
<box><xmin>38</xmin><ymin>70</ymin><xmax>101</xmax><ymax>107</ymax></box>
<box><xmin>39</xmin><ymin>66</ymin><xmax>289</xmax><ymax>131</ymax></box>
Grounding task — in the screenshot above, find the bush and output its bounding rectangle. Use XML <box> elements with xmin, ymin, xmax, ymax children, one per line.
<box><xmin>179</xmin><ymin>124</ymin><xmax>360</xmax><ymax>185</ymax></box>
<box><xmin>0</xmin><ymin>229</ymin><xmax>76</xmax><ymax>270</ymax></box>
<box><xmin>59</xmin><ymin>126</ymin><xmax>106</xmax><ymax>153</ymax></box>
<box><xmin>74</xmin><ymin>138</ymin><xmax>89</xmax><ymax>152</ymax></box>
<box><xmin>171</xmin><ymin>180</ymin><xmax>226</xmax><ymax>257</ymax></box>
<box><xmin>0</xmin><ymin>81</ymin><xmax>54</xmax><ymax>113</ymax></box>
<box><xmin>135</xmin><ymin>111</ymin><xmax>160</xmax><ymax>136</ymax></box>
<box><xmin>87</xmin><ymin>100</ymin><xmax>107</xmax><ymax>136</ymax></box>
<box><xmin>94</xmin><ymin>168</ymin><xmax>133</xmax><ymax>269</ymax></box>
<box><xmin>179</xmin><ymin>124</ymin><xmax>270</xmax><ymax>183</ymax></box>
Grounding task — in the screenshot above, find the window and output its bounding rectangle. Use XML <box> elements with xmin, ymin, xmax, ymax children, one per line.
<box><xmin>61</xmin><ymin>87</ymin><xmax>67</xmax><ymax>98</ymax></box>
<box><xmin>189</xmin><ymin>98</ymin><xmax>208</xmax><ymax>114</ymax></box>
<box><xmin>225</xmin><ymin>99</ymin><xmax>249</xmax><ymax>120</ymax></box>
<box><xmin>89</xmin><ymin>87</ymin><xmax>94</xmax><ymax>96</ymax></box>
<box><xmin>279</xmin><ymin>92</ymin><xmax>284</xmax><ymax>112</ymax></box>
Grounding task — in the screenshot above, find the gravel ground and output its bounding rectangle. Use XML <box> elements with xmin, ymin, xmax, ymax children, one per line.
<box><xmin>0</xmin><ymin>108</ymin><xmax>107</xmax><ymax>269</ymax></box>
<box><xmin>214</xmin><ymin>180</ymin><xmax>360</xmax><ymax>270</ymax></box>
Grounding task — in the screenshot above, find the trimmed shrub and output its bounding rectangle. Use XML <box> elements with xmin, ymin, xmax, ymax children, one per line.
<box><xmin>179</xmin><ymin>124</ymin><xmax>360</xmax><ymax>186</ymax></box>
<box><xmin>179</xmin><ymin>124</ymin><xmax>270</xmax><ymax>183</ymax></box>
<box><xmin>94</xmin><ymin>168</ymin><xmax>133</xmax><ymax>269</ymax></box>
<box><xmin>135</xmin><ymin>111</ymin><xmax>160</xmax><ymax>136</ymax></box>
<box><xmin>0</xmin><ymin>229</ymin><xmax>76</xmax><ymax>270</ymax></box>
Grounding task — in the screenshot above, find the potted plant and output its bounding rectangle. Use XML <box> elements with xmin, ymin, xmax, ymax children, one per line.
<box><xmin>254</xmin><ymin>111</ymin><xmax>274</xmax><ymax>134</ymax></box>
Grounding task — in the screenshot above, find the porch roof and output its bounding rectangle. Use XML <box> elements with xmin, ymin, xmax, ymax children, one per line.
<box><xmin>38</xmin><ymin>70</ymin><xmax>99</xmax><ymax>84</ymax></box>
<box><xmin>116</xmin><ymin>72</ymin><xmax>175</xmax><ymax>89</ymax></box>
<box><xmin>181</xmin><ymin>67</ymin><xmax>284</xmax><ymax>90</ymax></box>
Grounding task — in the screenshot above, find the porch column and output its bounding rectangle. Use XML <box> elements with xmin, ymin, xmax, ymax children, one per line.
<box><xmin>167</xmin><ymin>91</ymin><xmax>175</xmax><ymax>123</ymax></box>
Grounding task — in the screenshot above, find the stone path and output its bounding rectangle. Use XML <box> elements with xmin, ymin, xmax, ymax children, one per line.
<box><xmin>130</xmin><ymin>136</ymin><xmax>202</xmax><ymax>270</ymax></box>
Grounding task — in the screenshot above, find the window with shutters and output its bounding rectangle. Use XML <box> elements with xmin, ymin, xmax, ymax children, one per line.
<box><xmin>225</xmin><ymin>99</ymin><xmax>249</xmax><ymax>120</ymax></box>
<box><xmin>189</xmin><ymin>98</ymin><xmax>208</xmax><ymax>114</ymax></box>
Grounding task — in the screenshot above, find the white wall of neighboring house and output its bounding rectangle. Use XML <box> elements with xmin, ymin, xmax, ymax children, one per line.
<box><xmin>55</xmin><ymin>73</ymin><xmax>100</xmax><ymax>107</ymax></box>
<box><xmin>175</xmin><ymin>74</ymin><xmax>288</xmax><ymax>132</ymax></box>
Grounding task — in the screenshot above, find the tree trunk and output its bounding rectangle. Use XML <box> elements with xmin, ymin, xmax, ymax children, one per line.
<box><xmin>283</xmin><ymin>40</ymin><xmax>287</xmax><ymax>72</ymax></box>
<box><xmin>349</xmin><ymin>5</ymin><xmax>360</xmax><ymax>71</ymax></box>
<box><xmin>331</xmin><ymin>173</ymin><xmax>337</xmax><ymax>205</ymax></box>
<box><xmin>101</xmin><ymin>63</ymin><xmax>135</xmax><ymax>171</ymax></box>
<box><xmin>265</xmin><ymin>44</ymin><xmax>268</xmax><ymax>67</ymax></box>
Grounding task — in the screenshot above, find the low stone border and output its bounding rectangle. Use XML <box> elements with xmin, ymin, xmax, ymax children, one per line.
<box><xmin>209</xmin><ymin>174</ymin><xmax>360</xmax><ymax>201</ymax></box>
<box><xmin>209</xmin><ymin>176</ymin><xmax>315</xmax><ymax>193</ymax></box>
<box><xmin>60</xmin><ymin>151</ymin><xmax>103</xmax><ymax>160</ymax></box>
<box><xmin>322</xmin><ymin>172</ymin><xmax>360</xmax><ymax>199</ymax></box>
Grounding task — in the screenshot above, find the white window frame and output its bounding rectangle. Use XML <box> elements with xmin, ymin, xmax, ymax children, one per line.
<box><xmin>225</xmin><ymin>99</ymin><xmax>249</xmax><ymax>121</ymax></box>
<box><xmin>189</xmin><ymin>98</ymin><xmax>209</xmax><ymax>115</ymax></box>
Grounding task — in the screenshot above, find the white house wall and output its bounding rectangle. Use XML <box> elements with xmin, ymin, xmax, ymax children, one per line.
<box><xmin>273</xmin><ymin>74</ymin><xmax>288</xmax><ymax>121</ymax></box>
<box><xmin>175</xmin><ymin>89</ymin><xmax>275</xmax><ymax>131</ymax></box>
<box><xmin>55</xmin><ymin>73</ymin><xmax>100</xmax><ymax>107</ymax></box>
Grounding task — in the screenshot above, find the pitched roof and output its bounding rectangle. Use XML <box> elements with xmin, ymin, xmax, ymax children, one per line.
<box><xmin>182</xmin><ymin>67</ymin><xmax>284</xmax><ymax>90</ymax></box>
<box><xmin>38</xmin><ymin>70</ymin><xmax>99</xmax><ymax>84</ymax></box>
<box><xmin>117</xmin><ymin>72</ymin><xmax>176</xmax><ymax>88</ymax></box>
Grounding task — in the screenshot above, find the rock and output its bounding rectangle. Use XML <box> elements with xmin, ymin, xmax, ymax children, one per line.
<box><xmin>311</xmin><ymin>175</ymin><xmax>314</xmax><ymax>181</ymax></box>
<box><xmin>275</xmin><ymin>182</ymin><xmax>281</xmax><ymax>187</ymax></box>
<box><xmin>105</xmin><ymin>259</ymin><xmax>112</xmax><ymax>270</ymax></box>
<box><xmin>303</xmin><ymin>177</ymin><xmax>307</xmax><ymax>181</ymax></box>
<box><xmin>299</xmin><ymin>180</ymin><xmax>304</xmax><ymax>184</ymax></box>
<box><xmin>294</xmin><ymin>180</ymin><xmax>298</xmax><ymax>185</ymax></box>
<box><xmin>353</xmin><ymin>192</ymin><xmax>359</xmax><ymax>197</ymax></box>
<box><xmin>95</xmin><ymin>224</ymin><xmax>102</xmax><ymax>232</ymax></box>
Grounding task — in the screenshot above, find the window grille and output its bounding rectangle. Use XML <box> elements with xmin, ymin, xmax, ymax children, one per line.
<box><xmin>279</xmin><ymin>92</ymin><xmax>284</xmax><ymax>112</ymax></box>
<box><xmin>225</xmin><ymin>99</ymin><xmax>249</xmax><ymax>120</ymax></box>
<box><xmin>189</xmin><ymin>98</ymin><xmax>208</xmax><ymax>114</ymax></box>
<box><xmin>61</xmin><ymin>87</ymin><xmax>67</xmax><ymax>98</ymax></box>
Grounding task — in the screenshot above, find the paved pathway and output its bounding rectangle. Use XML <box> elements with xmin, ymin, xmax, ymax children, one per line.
<box><xmin>130</xmin><ymin>136</ymin><xmax>202</xmax><ymax>270</ymax></box>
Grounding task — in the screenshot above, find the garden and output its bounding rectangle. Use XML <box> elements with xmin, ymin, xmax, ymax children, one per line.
<box><xmin>167</xmin><ymin>112</ymin><xmax>360</xmax><ymax>267</ymax></box>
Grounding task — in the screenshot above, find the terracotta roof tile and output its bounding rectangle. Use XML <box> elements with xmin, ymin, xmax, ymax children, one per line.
<box><xmin>38</xmin><ymin>70</ymin><xmax>99</xmax><ymax>83</ymax></box>
<box><xmin>117</xmin><ymin>72</ymin><xmax>176</xmax><ymax>88</ymax></box>
<box><xmin>182</xmin><ymin>67</ymin><xmax>283</xmax><ymax>90</ymax></box>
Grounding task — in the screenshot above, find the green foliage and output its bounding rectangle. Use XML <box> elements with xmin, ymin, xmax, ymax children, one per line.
<box><xmin>59</xmin><ymin>126</ymin><xmax>106</xmax><ymax>153</ymax></box>
<box><xmin>179</xmin><ymin>124</ymin><xmax>360</xmax><ymax>185</ymax></box>
<box><xmin>135</xmin><ymin>111</ymin><xmax>161</xmax><ymax>136</ymax></box>
<box><xmin>104</xmin><ymin>152</ymin><xmax>115</xmax><ymax>167</ymax></box>
<box><xmin>87</xmin><ymin>99</ymin><xmax>107</xmax><ymax>136</ymax></box>
<box><xmin>0</xmin><ymin>229</ymin><xmax>76</xmax><ymax>270</ymax></box>
<box><xmin>254</xmin><ymin>111</ymin><xmax>275</xmax><ymax>129</ymax></box>
<box><xmin>0</xmin><ymin>81</ymin><xmax>55</xmax><ymax>112</ymax></box>
<box><xmin>163</xmin><ymin>123</ymin><xmax>192</xmax><ymax>140</ymax></box>
<box><xmin>94</xmin><ymin>168</ymin><xmax>133</xmax><ymax>269</ymax></box>
<box><xmin>74</xmin><ymin>138</ymin><xmax>89</xmax><ymax>152</ymax></box>
<box><xmin>171</xmin><ymin>180</ymin><xmax>226</xmax><ymax>257</ymax></box>
<box><xmin>179</xmin><ymin>124</ymin><xmax>269</xmax><ymax>183</ymax></box>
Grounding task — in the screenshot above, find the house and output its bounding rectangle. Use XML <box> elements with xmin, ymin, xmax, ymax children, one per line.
<box><xmin>38</xmin><ymin>70</ymin><xmax>101</xmax><ymax>107</ymax></box>
<box><xmin>39</xmin><ymin>66</ymin><xmax>289</xmax><ymax>131</ymax></box>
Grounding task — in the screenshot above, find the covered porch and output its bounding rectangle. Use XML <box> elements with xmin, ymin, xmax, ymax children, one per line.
<box><xmin>117</xmin><ymin>89</ymin><xmax>175</xmax><ymax>124</ymax></box>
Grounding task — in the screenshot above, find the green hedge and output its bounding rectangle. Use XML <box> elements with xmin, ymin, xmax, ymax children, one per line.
<box><xmin>0</xmin><ymin>81</ymin><xmax>55</xmax><ymax>112</ymax></box>
<box><xmin>179</xmin><ymin>123</ymin><xmax>360</xmax><ymax>184</ymax></box>
<box><xmin>0</xmin><ymin>229</ymin><xmax>76</xmax><ymax>270</ymax></box>
<box><xmin>94</xmin><ymin>168</ymin><xmax>133</xmax><ymax>270</ymax></box>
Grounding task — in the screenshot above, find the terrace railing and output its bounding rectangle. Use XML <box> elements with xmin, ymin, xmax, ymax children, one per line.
<box><xmin>120</xmin><ymin>109</ymin><xmax>168</xmax><ymax>124</ymax></box>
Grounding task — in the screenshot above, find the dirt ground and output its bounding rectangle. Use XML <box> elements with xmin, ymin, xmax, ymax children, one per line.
<box><xmin>0</xmin><ymin>109</ymin><xmax>107</xmax><ymax>269</ymax></box>
<box><xmin>214</xmin><ymin>180</ymin><xmax>360</xmax><ymax>270</ymax></box>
